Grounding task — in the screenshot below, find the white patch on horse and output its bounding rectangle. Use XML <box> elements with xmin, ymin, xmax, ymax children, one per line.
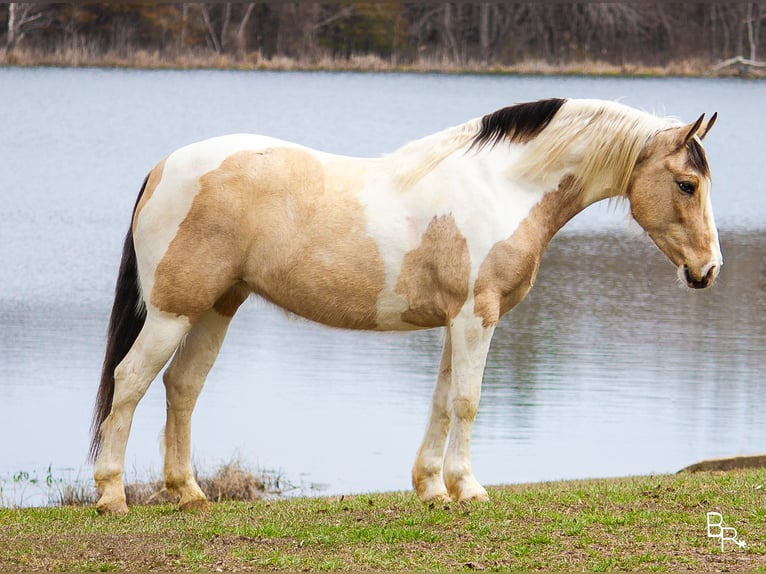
<box><xmin>360</xmin><ymin>136</ymin><xmax>549</xmax><ymax>330</ymax></box>
<box><xmin>704</xmin><ymin>191</ymin><xmax>723</xmax><ymax>268</ymax></box>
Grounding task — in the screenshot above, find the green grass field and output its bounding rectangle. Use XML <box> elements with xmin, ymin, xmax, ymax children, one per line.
<box><xmin>1</xmin><ymin>469</ymin><xmax>764</xmax><ymax>571</ymax></box>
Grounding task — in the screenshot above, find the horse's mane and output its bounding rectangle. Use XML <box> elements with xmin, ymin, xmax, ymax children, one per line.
<box><xmin>388</xmin><ymin>120</ymin><xmax>480</xmax><ymax>190</ymax></box>
<box><xmin>470</xmin><ymin>98</ymin><xmax>566</xmax><ymax>150</ymax></box>
<box><xmin>512</xmin><ymin>99</ymin><xmax>671</xmax><ymax>199</ymax></box>
<box><xmin>388</xmin><ymin>98</ymin><xmax>673</xmax><ymax>196</ymax></box>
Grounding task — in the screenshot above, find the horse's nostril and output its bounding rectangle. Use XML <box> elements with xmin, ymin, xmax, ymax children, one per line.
<box><xmin>684</xmin><ymin>264</ymin><xmax>715</xmax><ymax>289</ymax></box>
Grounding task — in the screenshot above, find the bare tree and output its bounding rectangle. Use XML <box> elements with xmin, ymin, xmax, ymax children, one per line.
<box><xmin>479</xmin><ymin>3</ymin><xmax>490</xmax><ymax>64</ymax></box>
<box><xmin>234</xmin><ymin>3</ymin><xmax>255</xmax><ymax>55</ymax></box>
<box><xmin>1</xmin><ymin>2</ymin><xmax>765</xmax><ymax>71</ymax></box>
<box><xmin>442</xmin><ymin>3</ymin><xmax>461</xmax><ymax>64</ymax></box>
<box><xmin>6</xmin><ymin>3</ymin><xmax>49</xmax><ymax>52</ymax></box>
<box><xmin>198</xmin><ymin>3</ymin><xmax>256</xmax><ymax>55</ymax></box>
<box><xmin>179</xmin><ymin>4</ymin><xmax>190</xmax><ymax>53</ymax></box>
<box><xmin>745</xmin><ymin>2</ymin><xmax>762</xmax><ymax>61</ymax></box>
<box><xmin>200</xmin><ymin>4</ymin><xmax>225</xmax><ymax>53</ymax></box>
<box><xmin>712</xmin><ymin>2</ymin><xmax>766</xmax><ymax>71</ymax></box>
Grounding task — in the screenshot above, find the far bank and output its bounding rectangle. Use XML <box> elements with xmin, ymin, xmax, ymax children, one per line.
<box><xmin>3</xmin><ymin>47</ymin><xmax>766</xmax><ymax>79</ymax></box>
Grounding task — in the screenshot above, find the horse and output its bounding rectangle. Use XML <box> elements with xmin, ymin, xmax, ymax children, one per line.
<box><xmin>90</xmin><ymin>98</ymin><xmax>721</xmax><ymax>514</ymax></box>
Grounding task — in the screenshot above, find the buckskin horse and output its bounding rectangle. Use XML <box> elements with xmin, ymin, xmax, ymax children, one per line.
<box><xmin>90</xmin><ymin>98</ymin><xmax>720</xmax><ymax>514</ymax></box>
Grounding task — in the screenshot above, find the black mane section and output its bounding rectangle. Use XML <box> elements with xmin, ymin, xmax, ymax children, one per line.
<box><xmin>687</xmin><ymin>137</ymin><xmax>710</xmax><ymax>177</ymax></box>
<box><xmin>471</xmin><ymin>98</ymin><xmax>566</xmax><ymax>150</ymax></box>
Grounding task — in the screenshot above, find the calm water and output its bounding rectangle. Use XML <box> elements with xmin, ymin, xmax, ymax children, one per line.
<box><xmin>1</xmin><ymin>68</ymin><xmax>765</xmax><ymax>504</ymax></box>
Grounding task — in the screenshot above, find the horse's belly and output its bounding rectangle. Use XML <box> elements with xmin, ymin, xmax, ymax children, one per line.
<box><xmin>252</xmin><ymin>278</ymin><xmax>445</xmax><ymax>332</ymax></box>
<box><xmin>247</xmin><ymin>249</ymin><xmax>455</xmax><ymax>332</ymax></box>
<box><xmin>247</xmin><ymin>259</ymin><xmax>385</xmax><ymax>330</ymax></box>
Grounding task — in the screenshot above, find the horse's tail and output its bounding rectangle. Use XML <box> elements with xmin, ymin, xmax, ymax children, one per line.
<box><xmin>88</xmin><ymin>175</ymin><xmax>150</xmax><ymax>462</ymax></box>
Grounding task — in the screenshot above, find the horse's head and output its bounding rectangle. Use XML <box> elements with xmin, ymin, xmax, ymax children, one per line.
<box><xmin>627</xmin><ymin>113</ymin><xmax>722</xmax><ymax>289</ymax></box>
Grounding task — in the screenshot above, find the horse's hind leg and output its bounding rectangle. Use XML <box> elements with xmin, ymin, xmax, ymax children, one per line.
<box><xmin>162</xmin><ymin>288</ymin><xmax>247</xmax><ymax>511</ymax></box>
<box><xmin>94</xmin><ymin>311</ymin><xmax>191</xmax><ymax>515</ymax></box>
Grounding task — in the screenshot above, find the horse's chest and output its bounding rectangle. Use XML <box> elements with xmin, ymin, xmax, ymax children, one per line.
<box><xmin>370</xmin><ymin>209</ymin><xmax>541</xmax><ymax>329</ymax></box>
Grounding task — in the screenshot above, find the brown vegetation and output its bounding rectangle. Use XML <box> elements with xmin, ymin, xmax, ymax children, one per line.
<box><xmin>679</xmin><ymin>454</ymin><xmax>766</xmax><ymax>473</ymax></box>
<box><xmin>1</xmin><ymin>3</ymin><xmax>766</xmax><ymax>76</ymax></box>
<box><xmin>60</xmin><ymin>461</ymin><xmax>284</xmax><ymax>507</ymax></box>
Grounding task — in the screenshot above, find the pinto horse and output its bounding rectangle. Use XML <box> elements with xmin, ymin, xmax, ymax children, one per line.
<box><xmin>90</xmin><ymin>98</ymin><xmax>721</xmax><ymax>514</ymax></box>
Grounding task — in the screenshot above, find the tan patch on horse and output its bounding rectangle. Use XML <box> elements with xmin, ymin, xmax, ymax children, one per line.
<box><xmin>213</xmin><ymin>282</ymin><xmax>250</xmax><ymax>318</ymax></box>
<box><xmin>394</xmin><ymin>215</ymin><xmax>470</xmax><ymax>328</ymax></box>
<box><xmin>132</xmin><ymin>158</ymin><xmax>166</xmax><ymax>234</ymax></box>
<box><xmin>152</xmin><ymin>148</ymin><xmax>386</xmax><ymax>328</ymax></box>
<box><xmin>474</xmin><ymin>176</ymin><xmax>583</xmax><ymax>327</ymax></box>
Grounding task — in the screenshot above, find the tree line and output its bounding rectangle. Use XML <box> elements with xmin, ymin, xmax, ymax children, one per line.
<box><xmin>3</xmin><ymin>3</ymin><xmax>765</xmax><ymax>69</ymax></box>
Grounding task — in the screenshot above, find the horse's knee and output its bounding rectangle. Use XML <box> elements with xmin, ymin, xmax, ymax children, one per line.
<box><xmin>452</xmin><ymin>396</ymin><xmax>478</xmax><ymax>421</ymax></box>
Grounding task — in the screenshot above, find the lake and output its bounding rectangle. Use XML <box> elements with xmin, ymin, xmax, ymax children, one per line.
<box><xmin>1</xmin><ymin>68</ymin><xmax>764</xmax><ymax>505</ymax></box>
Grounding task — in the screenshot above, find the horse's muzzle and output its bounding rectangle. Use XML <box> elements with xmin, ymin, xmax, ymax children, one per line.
<box><xmin>683</xmin><ymin>264</ymin><xmax>718</xmax><ymax>289</ymax></box>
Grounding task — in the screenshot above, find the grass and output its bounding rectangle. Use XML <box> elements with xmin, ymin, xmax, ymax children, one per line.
<box><xmin>3</xmin><ymin>45</ymin><xmax>765</xmax><ymax>78</ymax></box>
<box><xmin>1</xmin><ymin>469</ymin><xmax>765</xmax><ymax>571</ymax></box>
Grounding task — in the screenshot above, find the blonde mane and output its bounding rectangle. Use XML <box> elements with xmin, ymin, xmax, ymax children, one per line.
<box><xmin>388</xmin><ymin>120</ymin><xmax>481</xmax><ymax>190</ymax></box>
<box><xmin>513</xmin><ymin>99</ymin><xmax>672</xmax><ymax>200</ymax></box>
<box><xmin>387</xmin><ymin>99</ymin><xmax>674</xmax><ymax>197</ymax></box>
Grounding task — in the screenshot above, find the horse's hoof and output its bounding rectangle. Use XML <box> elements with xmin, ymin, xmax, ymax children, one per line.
<box><xmin>419</xmin><ymin>490</ymin><xmax>451</xmax><ymax>505</ymax></box>
<box><xmin>96</xmin><ymin>499</ymin><xmax>129</xmax><ymax>515</ymax></box>
<box><xmin>456</xmin><ymin>490</ymin><xmax>490</xmax><ymax>503</ymax></box>
<box><xmin>446</xmin><ymin>477</ymin><xmax>489</xmax><ymax>502</ymax></box>
<box><xmin>414</xmin><ymin>478</ymin><xmax>451</xmax><ymax>504</ymax></box>
<box><xmin>179</xmin><ymin>498</ymin><xmax>209</xmax><ymax>513</ymax></box>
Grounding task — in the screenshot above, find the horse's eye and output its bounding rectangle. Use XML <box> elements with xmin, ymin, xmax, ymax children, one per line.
<box><xmin>676</xmin><ymin>181</ymin><xmax>696</xmax><ymax>195</ymax></box>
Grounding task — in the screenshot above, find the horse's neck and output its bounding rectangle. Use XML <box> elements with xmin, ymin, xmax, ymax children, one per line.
<box><xmin>381</xmin><ymin>104</ymin><xmax>669</xmax><ymax>239</ymax></box>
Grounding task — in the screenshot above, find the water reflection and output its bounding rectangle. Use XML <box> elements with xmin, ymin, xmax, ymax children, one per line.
<box><xmin>475</xmin><ymin>230</ymin><xmax>765</xmax><ymax>480</ymax></box>
<box><xmin>2</xmin><ymin>230</ymin><xmax>763</xmax><ymax>500</ymax></box>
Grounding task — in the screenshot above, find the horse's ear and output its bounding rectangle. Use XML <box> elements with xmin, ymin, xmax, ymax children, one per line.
<box><xmin>682</xmin><ymin>114</ymin><xmax>706</xmax><ymax>146</ymax></box>
<box><xmin>698</xmin><ymin>112</ymin><xmax>718</xmax><ymax>140</ymax></box>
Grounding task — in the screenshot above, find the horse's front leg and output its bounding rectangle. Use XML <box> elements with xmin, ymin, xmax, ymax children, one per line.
<box><xmin>412</xmin><ymin>329</ymin><xmax>453</xmax><ymax>502</ymax></box>
<box><xmin>443</xmin><ymin>308</ymin><xmax>495</xmax><ymax>502</ymax></box>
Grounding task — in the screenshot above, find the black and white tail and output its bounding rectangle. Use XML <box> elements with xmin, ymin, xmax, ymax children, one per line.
<box><xmin>88</xmin><ymin>175</ymin><xmax>149</xmax><ymax>462</ymax></box>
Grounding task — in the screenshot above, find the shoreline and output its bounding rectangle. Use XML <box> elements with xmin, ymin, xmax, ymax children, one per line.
<box><xmin>3</xmin><ymin>454</ymin><xmax>763</xmax><ymax>510</ymax></box>
<box><xmin>3</xmin><ymin>48</ymin><xmax>766</xmax><ymax>79</ymax></box>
